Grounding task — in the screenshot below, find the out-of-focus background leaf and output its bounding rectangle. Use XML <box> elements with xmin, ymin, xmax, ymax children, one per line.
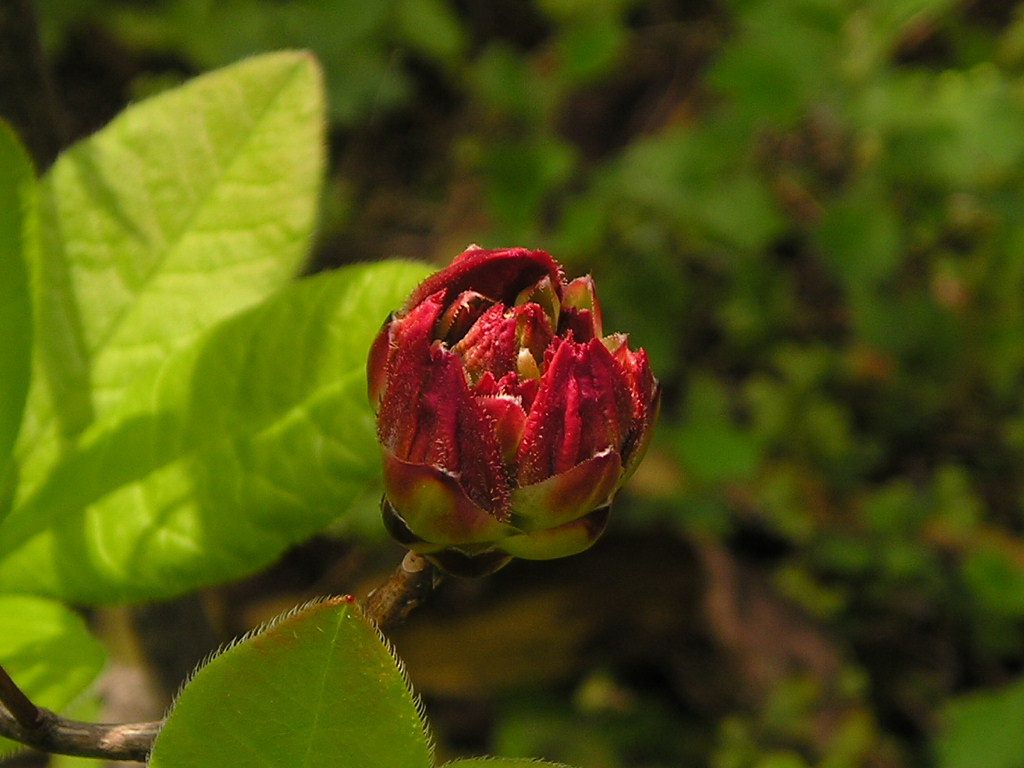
<box><xmin>0</xmin><ymin>122</ymin><xmax>35</xmax><ymax>525</ymax></box>
<box><xmin>8</xmin><ymin>0</ymin><xmax>1024</xmax><ymax>766</ymax></box>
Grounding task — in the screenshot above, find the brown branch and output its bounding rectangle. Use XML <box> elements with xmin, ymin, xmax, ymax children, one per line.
<box><xmin>362</xmin><ymin>551</ymin><xmax>439</xmax><ymax>632</ymax></box>
<box><xmin>0</xmin><ymin>696</ymin><xmax>161</xmax><ymax>762</ymax></box>
<box><xmin>0</xmin><ymin>663</ymin><xmax>40</xmax><ymax>728</ymax></box>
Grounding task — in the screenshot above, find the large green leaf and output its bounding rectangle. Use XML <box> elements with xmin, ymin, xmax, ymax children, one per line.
<box><xmin>0</xmin><ymin>595</ymin><xmax>106</xmax><ymax>758</ymax></box>
<box><xmin>14</xmin><ymin>51</ymin><xmax>324</xmax><ymax>515</ymax></box>
<box><xmin>148</xmin><ymin>597</ymin><xmax>432</xmax><ymax>768</ymax></box>
<box><xmin>0</xmin><ymin>260</ymin><xmax>429</xmax><ymax>602</ymax></box>
<box><xmin>0</xmin><ymin>123</ymin><xmax>35</xmax><ymax>508</ymax></box>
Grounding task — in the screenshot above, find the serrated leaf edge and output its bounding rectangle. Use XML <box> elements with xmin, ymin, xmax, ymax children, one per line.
<box><xmin>160</xmin><ymin>595</ymin><xmax>434</xmax><ymax>765</ymax></box>
<box><xmin>362</xmin><ymin>604</ymin><xmax>436</xmax><ymax>765</ymax></box>
<box><xmin>164</xmin><ymin>594</ymin><xmax>341</xmax><ymax>713</ymax></box>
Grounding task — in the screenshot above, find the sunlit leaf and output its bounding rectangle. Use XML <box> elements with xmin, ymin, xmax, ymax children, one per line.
<box><xmin>0</xmin><ymin>261</ymin><xmax>430</xmax><ymax>602</ymax></box>
<box><xmin>15</xmin><ymin>50</ymin><xmax>324</xmax><ymax>516</ymax></box>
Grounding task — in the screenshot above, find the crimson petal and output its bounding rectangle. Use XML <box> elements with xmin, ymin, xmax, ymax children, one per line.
<box><xmin>516</xmin><ymin>337</ymin><xmax>634</xmax><ymax>485</ymax></box>
<box><xmin>376</xmin><ymin>292</ymin><xmax>510</xmax><ymax>518</ymax></box>
<box><xmin>407</xmin><ymin>246</ymin><xmax>563</xmax><ymax>309</ymax></box>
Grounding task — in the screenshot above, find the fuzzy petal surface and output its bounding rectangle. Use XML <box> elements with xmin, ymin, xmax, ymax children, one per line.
<box><xmin>376</xmin><ymin>293</ymin><xmax>509</xmax><ymax>516</ymax></box>
<box><xmin>516</xmin><ymin>337</ymin><xmax>633</xmax><ymax>484</ymax></box>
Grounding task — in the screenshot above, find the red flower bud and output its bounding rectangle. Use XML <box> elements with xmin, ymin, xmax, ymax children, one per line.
<box><xmin>368</xmin><ymin>246</ymin><xmax>660</xmax><ymax>576</ymax></box>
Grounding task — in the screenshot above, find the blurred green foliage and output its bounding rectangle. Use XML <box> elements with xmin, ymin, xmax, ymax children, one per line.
<box><xmin>38</xmin><ymin>0</ymin><xmax>467</xmax><ymax>123</ymax></box>
<box><xmin>27</xmin><ymin>0</ymin><xmax>1024</xmax><ymax>766</ymax></box>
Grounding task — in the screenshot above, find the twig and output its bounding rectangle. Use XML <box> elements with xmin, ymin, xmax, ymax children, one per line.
<box><xmin>362</xmin><ymin>551</ymin><xmax>439</xmax><ymax>632</ymax></box>
<box><xmin>0</xmin><ymin>689</ymin><xmax>161</xmax><ymax>762</ymax></box>
<box><xmin>0</xmin><ymin>662</ymin><xmax>40</xmax><ymax>728</ymax></box>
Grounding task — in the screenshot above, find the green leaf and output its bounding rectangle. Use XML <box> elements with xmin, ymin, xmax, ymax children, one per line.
<box><xmin>609</xmin><ymin>121</ymin><xmax>783</xmax><ymax>252</ymax></box>
<box><xmin>556</xmin><ymin>16</ymin><xmax>627</xmax><ymax>84</ymax></box>
<box><xmin>814</xmin><ymin>179</ymin><xmax>901</xmax><ymax>289</ymax></box>
<box><xmin>484</xmin><ymin>136</ymin><xmax>577</xmax><ymax>238</ymax></box>
<box><xmin>961</xmin><ymin>543</ymin><xmax>1024</xmax><ymax>619</ymax></box>
<box><xmin>0</xmin><ymin>123</ymin><xmax>35</xmax><ymax>496</ymax></box>
<box><xmin>709</xmin><ymin>0</ymin><xmax>843</xmax><ymax>126</ymax></box>
<box><xmin>858</xmin><ymin>66</ymin><xmax>1024</xmax><ymax>188</ymax></box>
<box><xmin>859</xmin><ymin>0</ymin><xmax>959</xmax><ymax>68</ymax></box>
<box><xmin>148</xmin><ymin>596</ymin><xmax>432</xmax><ymax>768</ymax></box>
<box><xmin>471</xmin><ymin>43</ymin><xmax>553</xmax><ymax>120</ymax></box>
<box><xmin>690</xmin><ymin>170</ymin><xmax>785</xmax><ymax>251</ymax></box>
<box><xmin>0</xmin><ymin>260</ymin><xmax>430</xmax><ymax>602</ymax></box>
<box><xmin>675</xmin><ymin>375</ymin><xmax>762</xmax><ymax>484</ymax></box>
<box><xmin>15</xmin><ymin>51</ymin><xmax>324</xmax><ymax>516</ymax></box>
<box><xmin>0</xmin><ymin>595</ymin><xmax>106</xmax><ymax>758</ymax></box>
<box><xmin>934</xmin><ymin>676</ymin><xmax>1024</xmax><ymax>768</ymax></box>
<box><xmin>395</xmin><ymin>0</ymin><xmax>467</xmax><ymax>63</ymax></box>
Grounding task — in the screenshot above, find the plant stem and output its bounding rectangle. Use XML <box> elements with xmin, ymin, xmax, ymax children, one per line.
<box><xmin>0</xmin><ymin>670</ymin><xmax>161</xmax><ymax>762</ymax></box>
<box><xmin>0</xmin><ymin>663</ymin><xmax>40</xmax><ymax>728</ymax></box>
<box><xmin>362</xmin><ymin>551</ymin><xmax>439</xmax><ymax>632</ymax></box>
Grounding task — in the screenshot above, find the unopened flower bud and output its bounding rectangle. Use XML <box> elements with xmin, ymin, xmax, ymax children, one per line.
<box><xmin>368</xmin><ymin>246</ymin><xmax>659</xmax><ymax>576</ymax></box>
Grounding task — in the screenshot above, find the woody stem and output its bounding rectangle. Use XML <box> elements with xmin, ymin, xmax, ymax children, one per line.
<box><xmin>362</xmin><ymin>551</ymin><xmax>439</xmax><ymax>632</ymax></box>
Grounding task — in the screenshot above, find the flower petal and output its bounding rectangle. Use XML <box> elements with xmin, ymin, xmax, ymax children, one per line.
<box><xmin>371</xmin><ymin>244</ymin><xmax>659</xmax><ymax>570</ymax></box>
<box><xmin>376</xmin><ymin>292</ymin><xmax>509</xmax><ymax>517</ymax></box>
<box><xmin>453</xmin><ymin>303</ymin><xmax>518</xmax><ymax>383</ymax></box>
<box><xmin>622</xmin><ymin>381</ymin><xmax>661</xmax><ymax>483</ymax></box>
<box><xmin>609</xmin><ymin>343</ymin><xmax>659</xmax><ymax>474</ymax></box>
<box><xmin>560</xmin><ymin>275</ymin><xmax>602</xmax><ymax>340</ymax></box>
<box><xmin>510</xmin><ymin>449</ymin><xmax>621</xmax><ymax>530</ymax></box>
<box><xmin>381</xmin><ymin>452</ymin><xmax>519</xmax><ymax>544</ymax></box>
<box><xmin>406</xmin><ymin>246</ymin><xmax>563</xmax><ymax>309</ymax></box>
<box><xmin>436</xmin><ymin>290</ymin><xmax>493</xmax><ymax>345</ymax></box>
<box><xmin>514</xmin><ymin>274</ymin><xmax>561</xmax><ymax>329</ymax></box>
<box><xmin>513</xmin><ymin>302</ymin><xmax>555</xmax><ymax>370</ymax></box>
<box><xmin>499</xmin><ymin>504</ymin><xmax>611</xmax><ymax>560</ymax></box>
<box><xmin>475</xmin><ymin>393</ymin><xmax>528</xmax><ymax>464</ymax></box>
<box><xmin>516</xmin><ymin>337</ymin><xmax>633</xmax><ymax>484</ymax></box>
<box><xmin>366</xmin><ymin>314</ymin><xmax>394</xmax><ymax>410</ymax></box>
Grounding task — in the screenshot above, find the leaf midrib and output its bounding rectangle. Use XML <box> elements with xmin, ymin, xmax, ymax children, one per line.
<box><xmin>71</xmin><ymin>58</ymin><xmax>310</xmax><ymax>367</ymax></box>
